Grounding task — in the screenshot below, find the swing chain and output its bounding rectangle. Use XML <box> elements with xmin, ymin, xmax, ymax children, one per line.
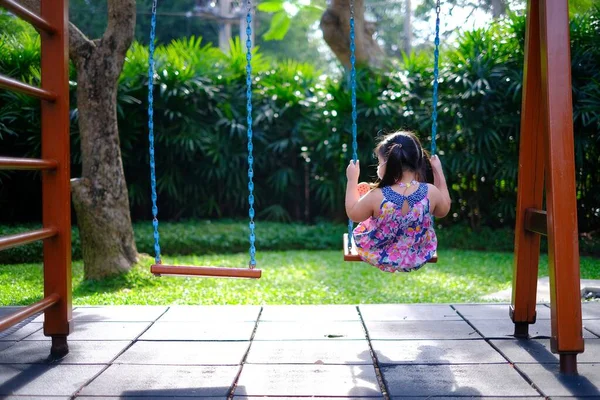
<box><xmin>431</xmin><ymin>0</ymin><xmax>441</xmax><ymax>156</ymax></box>
<box><xmin>148</xmin><ymin>0</ymin><xmax>161</xmax><ymax>265</ymax></box>
<box><xmin>347</xmin><ymin>0</ymin><xmax>358</xmax><ymax>249</ymax></box>
<box><xmin>246</xmin><ymin>0</ymin><xmax>257</xmax><ymax>269</ymax></box>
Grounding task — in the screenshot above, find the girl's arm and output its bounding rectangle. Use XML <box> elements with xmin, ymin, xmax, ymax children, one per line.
<box><xmin>430</xmin><ymin>155</ymin><xmax>451</xmax><ymax>218</ymax></box>
<box><xmin>345</xmin><ymin>160</ymin><xmax>376</xmax><ymax>222</ymax></box>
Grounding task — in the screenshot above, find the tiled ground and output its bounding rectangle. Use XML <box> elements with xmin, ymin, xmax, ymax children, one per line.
<box><xmin>0</xmin><ymin>303</ymin><xmax>599</xmax><ymax>399</ymax></box>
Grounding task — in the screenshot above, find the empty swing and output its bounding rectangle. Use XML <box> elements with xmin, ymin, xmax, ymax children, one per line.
<box><xmin>343</xmin><ymin>0</ymin><xmax>441</xmax><ymax>264</ymax></box>
<box><xmin>146</xmin><ymin>0</ymin><xmax>261</xmax><ymax>279</ymax></box>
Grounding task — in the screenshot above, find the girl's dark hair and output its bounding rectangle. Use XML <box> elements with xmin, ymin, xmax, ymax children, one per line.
<box><xmin>374</xmin><ymin>131</ymin><xmax>432</xmax><ymax>188</ymax></box>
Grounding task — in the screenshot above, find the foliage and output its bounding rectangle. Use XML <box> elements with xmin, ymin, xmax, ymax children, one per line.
<box><xmin>1</xmin><ymin>9</ymin><xmax>599</xmax><ymax>233</ymax></box>
<box><xmin>1</xmin><ymin>250</ymin><xmax>599</xmax><ymax>305</ymax></box>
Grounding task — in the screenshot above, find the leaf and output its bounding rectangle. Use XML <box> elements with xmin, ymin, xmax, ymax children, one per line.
<box><xmin>262</xmin><ymin>12</ymin><xmax>291</xmax><ymax>41</ymax></box>
<box><xmin>257</xmin><ymin>1</ymin><xmax>285</xmax><ymax>13</ymax></box>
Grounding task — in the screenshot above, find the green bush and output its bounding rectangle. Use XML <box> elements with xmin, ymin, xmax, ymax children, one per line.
<box><xmin>1</xmin><ymin>222</ymin><xmax>598</xmax><ymax>265</ymax></box>
<box><xmin>1</xmin><ymin>9</ymin><xmax>599</xmax><ymax>232</ymax></box>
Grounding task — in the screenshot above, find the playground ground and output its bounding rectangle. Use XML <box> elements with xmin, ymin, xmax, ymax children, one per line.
<box><xmin>0</xmin><ymin>303</ymin><xmax>599</xmax><ymax>398</ymax></box>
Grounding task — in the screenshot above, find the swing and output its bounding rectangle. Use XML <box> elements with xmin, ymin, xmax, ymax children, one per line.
<box><xmin>147</xmin><ymin>0</ymin><xmax>261</xmax><ymax>279</ymax></box>
<box><xmin>343</xmin><ymin>0</ymin><xmax>441</xmax><ymax>264</ymax></box>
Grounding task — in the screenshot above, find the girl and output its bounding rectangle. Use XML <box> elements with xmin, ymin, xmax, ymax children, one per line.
<box><xmin>345</xmin><ymin>131</ymin><xmax>451</xmax><ymax>272</ymax></box>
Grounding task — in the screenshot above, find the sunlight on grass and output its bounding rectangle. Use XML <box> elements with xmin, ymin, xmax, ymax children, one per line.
<box><xmin>1</xmin><ymin>250</ymin><xmax>599</xmax><ymax>306</ymax></box>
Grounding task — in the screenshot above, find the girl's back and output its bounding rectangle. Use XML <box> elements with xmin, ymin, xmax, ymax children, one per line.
<box><xmin>354</xmin><ymin>183</ymin><xmax>437</xmax><ymax>272</ymax></box>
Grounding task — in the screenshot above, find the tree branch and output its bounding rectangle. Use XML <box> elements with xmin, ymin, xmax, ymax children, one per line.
<box><xmin>14</xmin><ymin>0</ymin><xmax>95</xmax><ymax>63</ymax></box>
<box><xmin>104</xmin><ymin>0</ymin><xmax>136</xmax><ymax>58</ymax></box>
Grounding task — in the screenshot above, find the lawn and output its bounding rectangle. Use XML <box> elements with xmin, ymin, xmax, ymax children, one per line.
<box><xmin>1</xmin><ymin>249</ymin><xmax>599</xmax><ymax>305</ymax></box>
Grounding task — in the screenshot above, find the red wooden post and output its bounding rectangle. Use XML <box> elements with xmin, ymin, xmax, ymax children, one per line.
<box><xmin>40</xmin><ymin>0</ymin><xmax>73</xmax><ymax>358</ymax></box>
<box><xmin>511</xmin><ymin>0</ymin><xmax>544</xmax><ymax>336</ymax></box>
<box><xmin>512</xmin><ymin>0</ymin><xmax>584</xmax><ymax>375</ymax></box>
<box><xmin>539</xmin><ymin>0</ymin><xmax>583</xmax><ymax>373</ymax></box>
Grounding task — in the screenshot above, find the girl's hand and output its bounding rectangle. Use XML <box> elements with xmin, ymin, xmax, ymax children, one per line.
<box><xmin>430</xmin><ymin>154</ymin><xmax>443</xmax><ymax>172</ymax></box>
<box><xmin>346</xmin><ymin>160</ymin><xmax>360</xmax><ymax>182</ymax></box>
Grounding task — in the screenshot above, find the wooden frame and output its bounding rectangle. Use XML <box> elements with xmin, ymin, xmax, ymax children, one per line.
<box><xmin>511</xmin><ymin>0</ymin><xmax>583</xmax><ymax>375</ymax></box>
<box><xmin>151</xmin><ymin>264</ymin><xmax>262</xmax><ymax>279</ymax></box>
<box><xmin>0</xmin><ymin>0</ymin><xmax>72</xmax><ymax>358</ymax></box>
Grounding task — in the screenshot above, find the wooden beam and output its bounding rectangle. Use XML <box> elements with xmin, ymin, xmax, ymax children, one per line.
<box><xmin>0</xmin><ymin>228</ymin><xmax>57</xmax><ymax>251</ymax></box>
<box><xmin>151</xmin><ymin>264</ymin><xmax>262</xmax><ymax>279</ymax></box>
<box><xmin>511</xmin><ymin>0</ymin><xmax>544</xmax><ymax>331</ymax></box>
<box><xmin>539</xmin><ymin>0</ymin><xmax>583</xmax><ymax>371</ymax></box>
<box><xmin>0</xmin><ymin>157</ymin><xmax>58</xmax><ymax>170</ymax></box>
<box><xmin>524</xmin><ymin>208</ymin><xmax>547</xmax><ymax>236</ymax></box>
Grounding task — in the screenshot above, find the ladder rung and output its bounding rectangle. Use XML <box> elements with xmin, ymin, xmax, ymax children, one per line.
<box><xmin>0</xmin><ymin>74</ymin><xmax>57</xmax><ymax>101</ymax></box>
<box><xmin>0</xmin><ymin>294</ymin><xmax>60</xmax><ymax>333</ymax></box>
<box><xmin>524</xmin><ymin>208</ymin><xmax>547</xmax><ymax>236</ymax></box>
<box><xmin>0</xmin><ymin>228</ymin><xmax>57</xmax><ymax>251</ymax></box>
<box><xmin>0</xmin><ymin>0</ymin><xmax>57</xmax><ymax>34</ymax></box>
<box><xmin>0</xmin><ymin>157</ymin><xmax>58</xmax><ymax>171</ymax></box>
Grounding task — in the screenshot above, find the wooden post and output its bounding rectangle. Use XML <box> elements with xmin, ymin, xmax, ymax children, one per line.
<box><xmin>40</xmin><ymin>0</ymin><xmax>73</xmax><ymax>358</ymax></box>
<box><xmin>539</xmin><ymin>0</ymin><xmax>583</xmax><ymax>373</ymax></box>
<box><xmin>512</xmin><ymin>0</ymin><xmax>583</xmax><ymax>375</ymax></box>
<box><xmin>511</xmin><ymin>0</ymin><xmax>544</xmax><ymax>338</ymax></box>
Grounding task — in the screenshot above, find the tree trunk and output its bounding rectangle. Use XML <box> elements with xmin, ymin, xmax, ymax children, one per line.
<box><xmin>491</xmin><ymin>0</ymin><xmax>507</xmax><ymax>19</ymax></box>
<box><xmin>403</xmin><ymin>0</ymin><xmax>412</xmax><ymax>54</ymax></box>
<box><xmin>71</xmin><ymin>47</ymin><xmax>138</xmax><ymax>279</ymax></box>
<box><xmin>16</xmin><ymin>0</ymin><xmax>139</xmax><ymax>280</ymax></box>
<box><xmin>320</xmin><ymin>0</ymin><xmax>384</xmax><ymax>69</ymax></box>
<box><xmin>70</xmin><ymin>2</ymin><xmax>138</xmax><ymax>280</ymax></box>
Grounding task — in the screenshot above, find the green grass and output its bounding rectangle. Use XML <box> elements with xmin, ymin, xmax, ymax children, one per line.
<box><xmin>1</xmin><ymin>249</ymin><xmax>599</xmax><ymax>306</ymax></box>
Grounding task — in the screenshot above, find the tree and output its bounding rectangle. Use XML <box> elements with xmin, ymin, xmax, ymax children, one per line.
<box><xmin>320</xmin><ymin>0</ymin><xmax>384</xmax><ymax>68</ymax></box>
<box><xmin>18</xmin><ymin>0</ymin><xmax>138</xmax><ymax>279</ymax></box>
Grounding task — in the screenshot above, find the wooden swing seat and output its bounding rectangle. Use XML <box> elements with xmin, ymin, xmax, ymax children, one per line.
<box><xmin>343</xmin><ymin>233</ymin><xmax>437</xmax><ymax>263</ymax></box>
<box><xmin>151</xmin><ymin>264</ymin><xmax>262</xmax><ymax>279</ymax></box>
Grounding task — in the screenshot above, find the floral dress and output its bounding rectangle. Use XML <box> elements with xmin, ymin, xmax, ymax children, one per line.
<box><xmin>353</xmin><ymin>183</ymin><xmax>437</xmax><ymax>272</ymax></box>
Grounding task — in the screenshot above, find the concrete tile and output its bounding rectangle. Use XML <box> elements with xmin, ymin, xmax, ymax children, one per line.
<box><xmin>0</xmin><ymin>307</ymin><xmax>24</xmax><ymax>318</ymax></box>
<box><xmin>582</xmin><ymin>302</ymin><xmax>600</xmax><ymax>319</ymax></box>
<box><xmin>32</xmin><ymin>306</ymin><xmax>166</xmax><ymax>323</ymax></box>
<box><xmin>382</xmin><ymin>364</ymin><xmax>540</xmax><ymax>397</ymax></box>
<box><xmin>517</xmin><ymin>363</ymin><xmax>600</xmax><ymax>397</ymax></box>
<box><xmin>237</xmin><ymin>364</ymin><xmax>382</xmax><ymax>397</ymax></box>
<box><xmin>260</xmin><ymin>305</ymin><xmax>359</xmax><ymax>321</ymax></box>
<box><xmin>140</xmin><ymin>321</ymin><xmax>255</xmax><ymax>341</ymax></box>
<box><xmin>75</xmin><ymin>397</ymin><xmax>225</xmax><ymax>400</ymax></box>
<box><xmin>246</xmin><ymin>340</ymin><xmax>372</xmax><ymax>364</ymax></box>
<box><xmin>492</xmin><ymin>338</ymin><xmax>600</xmax><ymax>364</ymax></box>
<box><xmin>159</xmin><ymin>305</ymin><xmax>261</xmax><ymax>322</ymax></box>
<box><xmin>79</xmin><ymin>364</ymin><xmax>239</xmax><ymax>397</ymax></box>
<box><xmin>72</xmin><ymin>306</ymin><xmax>167</xmax><ymax>322</ymax></box>
<box><xmin>389</xmin><ymin>398</ymin><xmax>542</xmax><ymax>400</ymax></box>
<box><xmin>0</xmin><ymin>341</ymin><xmax>15</xmax><ymax>351</ymax></box>
<box><xmin>0</xmin><ymin>322</ymin><xmax>42</xmax><ymax>341</ymax></box>
<box><xmin>253</xmin><ymin>321</ymin><xmax>365</xmax><ymax>340</ymax></box>
<box><xmin>454</xmin><ymin>303</ymin><xmax>551</xmax><ymax>320</ymax></box>
<box><xmin>0</xmin><ymin>364</ymin><xmax>104</xmax><ymax>396</ymax></box>
<box><xmin>115</xmin><ymin>341</ymin><xmax>249</xmax><ymax>365</ymax></box>
<box><xmin>470</xmin><ymin>318</ymin><xmax>598</xmax><ymax>339</ymax></box>
<box><xmin>585</xmin><ymin>320</ymin><xmax>600</xmax><ymax>337</ymax></box>
<box><xmin>365</xmin><ymin>320</ymin><xmax>479</xmax><ymax>340</ymax></box>
<box><xmin>25</xmin><ymin>321</ymin><xmax>151</xmax><ymax>341</ymax></box>
<box><xmin>372</xmin><ymin>339</ymin><xmax>506</xmax><ymax>364</ymax></box>
<box><xmin>359</xmin><ymin>304</ymin><xmax>460</xmax><ymax>321</ymax></box>
<box><xmin>235</xmin><ymin>398</ymin><xmax>380</xmax><ymax>400</ymax></box>
<box><xmin>0</xmin><ymin>340</ymin><xmax>130</xmax><ymax>364</ymax></box>
<box><xmin>2</xmin><ymin>397</ymin><xmax>70</xmax><ymax>399</ymax></box>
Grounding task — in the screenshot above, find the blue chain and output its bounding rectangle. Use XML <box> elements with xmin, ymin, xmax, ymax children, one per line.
<box><xmin>245</xmin><ymin>0</ymin><xmax>257</xmax><ymax>268</ymax></box>
<box><xmin>347</xmin><ymin>0</ymin><xmax>358</xmax><ymax>248</ymax></box>
<box><xmin>148</xmin><ymin>0</ymin><xmax>161</xmax><ymax>264</ymax></box>
<box><xmin>431</xmin><ymin>0</ymin><xmax>441</xmax><ymax>156</ymax></box>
